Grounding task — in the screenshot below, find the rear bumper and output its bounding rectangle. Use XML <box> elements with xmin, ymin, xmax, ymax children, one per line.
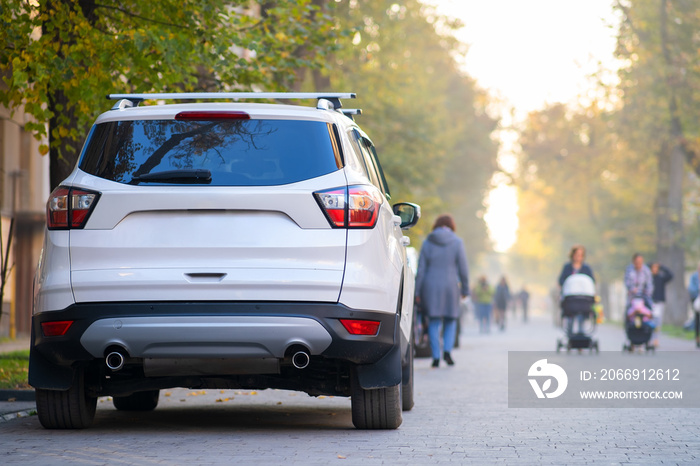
<box><xmin>80</xmin><ymin>315</ymin><xmax>333</xmax><ymax>359</ymax></box>
<box><xmin>31</xmin><ymin>301</ymin><xmax>397</xmax><ymax>368</ymax></box>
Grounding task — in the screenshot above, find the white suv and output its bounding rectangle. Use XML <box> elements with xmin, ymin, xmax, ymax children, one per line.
<box><xmin>30</xmin><ymin>93</ymin><xmax>420</xmax><ymax>430</ymax></box>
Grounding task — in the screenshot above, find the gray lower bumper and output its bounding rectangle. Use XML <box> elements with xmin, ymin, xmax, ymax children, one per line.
<box><xmin>79</xmin><ymin>316</ymin><xmax>333</xmax><ymax>359</ymax></box>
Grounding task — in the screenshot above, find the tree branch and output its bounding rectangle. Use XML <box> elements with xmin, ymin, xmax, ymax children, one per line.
<box><xmin>94</xmin><ymin>3</ymin><xmax>188</xmax><ymax>29</ymax></box>
<box><xmin>615</xmin><ymin>0</ymin><xmax>652</xmax><ymax>45</ymax></box>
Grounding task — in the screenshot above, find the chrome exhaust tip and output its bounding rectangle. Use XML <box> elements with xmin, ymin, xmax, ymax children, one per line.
<box><xmin>291</xmin><ymin>351</ymin><xmax>310</xmax><ymax>369</ymax></box>
<box><xmin>105</xmin><ymin>351</ymin><xmax>126</xmax><ymax>371</ymax></box>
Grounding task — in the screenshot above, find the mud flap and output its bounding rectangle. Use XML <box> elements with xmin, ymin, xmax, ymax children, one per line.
<box><xmin>29</xmin><ymin>349</ymin><xmax>74</xmax><ymax>390</ymax></box>
<box><xmin>355</xmin><ymin>318</ymin><xmax>402</xmax><ymax>389</ymax></box>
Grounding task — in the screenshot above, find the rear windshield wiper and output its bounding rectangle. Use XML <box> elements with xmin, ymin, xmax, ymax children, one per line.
<box><xmin>129</xmin><ymin>169</ymin><xmax>212</xmax><ymax>184</ymax></box>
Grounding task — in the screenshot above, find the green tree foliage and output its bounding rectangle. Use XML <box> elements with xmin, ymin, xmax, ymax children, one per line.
<box><xmin>0</xmin><ymin>0</ymin><xmax>339</xmax><ymax>189</ymax></box>
<box><xmin>512</xmin><ymin>103</ymin><xmax>655</xmax><ymax>287</ymax></box>
<box><xmin>613</xmin><ymin>0</ymin><xmax>700</xmax><ymax>324</ymax></box>
<box><xmin>323</xmin><ymin>0</ymin><xmax>499</xmax><ymax>257</ymax></box>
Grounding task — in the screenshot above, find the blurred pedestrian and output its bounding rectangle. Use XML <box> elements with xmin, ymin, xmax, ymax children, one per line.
<box><xmin>624</xmin><ymin>253</ymin><xmax>653</xmax><ymax>308</ymax></box>
<box><xmin>558</xmin><ymin>245</ymin><xmax>595</xmax><ymax>335</ymax></box>
<box><xmin>519</xmin><ymin>287</ymin><xmax>530</xmax><ymax>322</ymax></box>
<box><xmin>494</xmin><ymin>276</ymin><xmax>510</xmax><ymax>331</ymax></box>
<box><xmin>473</xmin><ymin>276</ymin><xmax>494</xmax><ymax>333</ymax></box>
<box><xmin>687</xmin><ymin>262</ymin><xmax>700</xmax><ymax>348</ymax></box>
<box><xmin>558</xmin><ymin>245</ymin><xmax>594</xmax><ymax>286</ymax></box>
<box><xmin>649</xmin><ymin>262</ymin><xmax>673</xmax><ymax>347</ymax></box>
<box><xmin>415</xmin><ymin>214</ymin><xmax>469</xmax><ymax>368</ymax></box>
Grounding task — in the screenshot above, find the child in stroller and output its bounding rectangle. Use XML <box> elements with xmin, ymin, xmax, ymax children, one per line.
<box><xmin>623</xmin><ymin>297</ymin><xmax>656</xmax><ymax>352</ymax></box>
<box><xmin>557</xmin><ymin>274</ymin><xmax>599</xmax><ymax>352</ymax></box>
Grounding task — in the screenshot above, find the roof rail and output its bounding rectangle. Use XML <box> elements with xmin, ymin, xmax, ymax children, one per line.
<box><xmin>106</xmin><ymin>92</ymin><xmax>356</xmax><ymax>109</ymax></box>
<box><xmin>340</xmin><ymin>109</ymin><xmax>362</xmax><ymax>121</ymax></box>
<box><xmin>110</xmin><ymin>98</ymin><xmax>136</xmax><ymax>111</ymax></box>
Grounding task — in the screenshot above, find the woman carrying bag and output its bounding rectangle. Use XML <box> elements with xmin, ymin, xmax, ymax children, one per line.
<box><xmin>415</xmin><ymin>214</ymin><xmax>469</xmax><ymax>368</ymax></box>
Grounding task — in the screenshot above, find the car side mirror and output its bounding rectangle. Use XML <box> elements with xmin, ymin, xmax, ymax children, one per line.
<box><xmin>392</xmin><ymin>203</ymin><xmax>421</xmax><ymax>230</ymax></box>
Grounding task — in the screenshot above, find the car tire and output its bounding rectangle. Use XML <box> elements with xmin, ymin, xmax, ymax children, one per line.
<box><xmin>113</xmin><ymin>390</ymin><xmax>160</xmax><ymax>411</ymax></box>
<box><xmin>351</xmin><ymin>373</ymin><xmax>402</xmax><ymax>430</ymax></box>
<box><xmin>401</xmin><ymin>342</ymin><xmax>415</xmax><ymax>411</ymax></box>
<box><xmin>36</xmin><ymin>368</ymin><xmax>97</xmax><ymax>429</ymax></box>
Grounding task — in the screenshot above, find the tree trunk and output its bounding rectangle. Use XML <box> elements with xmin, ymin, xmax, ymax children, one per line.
<box><xmin>656</xmin><ymin>142</ymin><xmax>687</xmax><ymax>325</ymax></box>
<box><xmin>44</xmin><ymin>0</ymin><xmax>95</xmax><ymax>191</ymax></box>
<box><xmin>48</xmin><ymin>89</ymin><xmax>81</xmax><ymax>190</ymax></box>
<box><xmin>656</xmin><ymin>0</ymin><xmax>688</xmax><ymax>326</ymax></box>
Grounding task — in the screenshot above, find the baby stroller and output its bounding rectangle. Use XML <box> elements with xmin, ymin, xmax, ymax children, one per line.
<box><xmin>557</xmin><ymin>274</ymin><xmax>599</xmax><ymax>353</ymax></box>
<box><xmin>623</xmin><ymin>297</ymin><xmax>656</xmax><ymax>352</ymax></box>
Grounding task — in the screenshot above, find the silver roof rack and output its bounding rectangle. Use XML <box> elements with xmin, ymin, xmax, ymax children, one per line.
<box><xmin>106</xmin><ymin>92</ymin><xmax>356</xmax><ymax>110</ymax></box>
<box><xmin>340</xmin><ymin>109</ymin><xmax>362</xmax><ymax>121</ymax></box>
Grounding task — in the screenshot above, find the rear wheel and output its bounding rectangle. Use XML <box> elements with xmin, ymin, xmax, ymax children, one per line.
<box><xmin>113</xmin><ymin>390</ymin><xmax>160</xmax><ymax>411</ymax></box>
<box><xmin>36</xmin><ymin>368</ymin><xmax>97</xmax><ymax>429</ymax></box>
<box><xmin>351</xmin><ymin>373</ymin><xmax>402</xmax><ymax>429</ymax></box>
<box><xmin>401</xmin><ymin>342</ymin><xmax>414</xmax><ymax>411</ymax></box>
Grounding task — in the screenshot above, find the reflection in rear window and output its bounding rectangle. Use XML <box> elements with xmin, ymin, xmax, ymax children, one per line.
<box><xmin>78</xmin><ymin>119</ymin><xmax>340</xmax><ymax>186</ymax></box>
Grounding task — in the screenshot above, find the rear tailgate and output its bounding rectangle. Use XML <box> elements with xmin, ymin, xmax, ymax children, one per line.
<box><xmin>68</xmin><ymin>171</ymin><xmax>347</xmax><ymax>303</ymax></box>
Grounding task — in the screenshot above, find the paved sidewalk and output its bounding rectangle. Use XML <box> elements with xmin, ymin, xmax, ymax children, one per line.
<box><xmin>0</xmin><ymin>314</ymin><xmax>698</xmax><ymax>464</ymax></box>
<box><xmin>0</xmin><ymin>337</ymin><xmax>30</xmax><ymax>353</ymax></box>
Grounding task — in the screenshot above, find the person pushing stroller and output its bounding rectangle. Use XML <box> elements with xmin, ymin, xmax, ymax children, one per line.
<box><xmin>623</xmin><ymin>254</ymin><xmax>656</xmax><ymax>351</ymax></box>
<box><xmin>624</xmin><ymin>254</ymin><xmax>654</xmax><ymax>311</ymax></box>
<box><xmin>558</xmin><ymin>245</ymin><xmax>595</xmax><ymax>335</ymax></box>
<box><xmin>557</xmin><ymin>245</ymin><xmax>599</xmax><ymax>352</ymax></box>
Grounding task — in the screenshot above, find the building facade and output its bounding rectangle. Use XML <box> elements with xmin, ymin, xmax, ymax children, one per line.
<box><xmin>1</xmin><ymin>103</ymin><xmax>50</xmax><ymax>338</ymax></box>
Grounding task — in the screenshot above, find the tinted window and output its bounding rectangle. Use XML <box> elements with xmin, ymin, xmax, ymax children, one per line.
<box><xmin>79</xmin><ymin>119</ymin><xmax>340</xmax><ymax>186</ymax></box>
<box><xmin>346</xmin><ymin>130</ymin><xmax>371</xmax><ymax>178</ymax></box>
<box><xmin>363</xmin><ymin>139</ymin><xmax>391</xmax><ymax>198</ymax></box>
<box><xmin>350</xmin><ymin>129</ymin><xmax>391</xmax><ymax>199</ymax></box>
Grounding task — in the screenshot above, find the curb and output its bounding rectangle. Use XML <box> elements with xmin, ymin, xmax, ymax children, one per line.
<box><xmin>0</xmin><ymin>408</ymin><xmax>36</xmax><ymax>423</ymax></box>
<box><xmin>0</xmin><ymin>389</ymin><xmax>36</xmax><ymax>402</ymax></box>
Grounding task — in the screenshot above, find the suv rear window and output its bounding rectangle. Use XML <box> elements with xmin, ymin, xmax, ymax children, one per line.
<box><xmin>79</xmin><ymin>119</ymin><xmax>341</xmax><ymax>186</ymax></box>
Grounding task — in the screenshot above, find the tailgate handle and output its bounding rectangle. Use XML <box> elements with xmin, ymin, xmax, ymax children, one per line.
<box><xmin>185</xmin><ymin>273</ymin><xmax>227</xmax><ymax>283</ymax></box>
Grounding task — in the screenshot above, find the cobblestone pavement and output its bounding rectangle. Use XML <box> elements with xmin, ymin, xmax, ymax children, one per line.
<box><xmin>1</xmin><ymin>313</ymin><xmax>698</xmax><ymax>465</ymax></box>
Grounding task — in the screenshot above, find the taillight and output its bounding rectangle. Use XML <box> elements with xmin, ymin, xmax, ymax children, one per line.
<box><xmin>314</xmin><ymin>185</ymin><xmax>383</xmax><ymax>228</ymax></box>
<box><xmin>47</xmin><ymin>186</ymin><xmax>100</xmax><ymax>230</ymax></box>
<box><xmin>315</xmin><ymin>188</ymin><xmax>346</xmax><ymax>227</ymax></box>
<box><xmin>41</xmin><ymin>320</ymin><xmax>74</xmax><ymax>337</ymax></box>
<box><xmin>339</xmin><ymin>319</ymin><xmax>381</xmax><ymax>336</ymax></box>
